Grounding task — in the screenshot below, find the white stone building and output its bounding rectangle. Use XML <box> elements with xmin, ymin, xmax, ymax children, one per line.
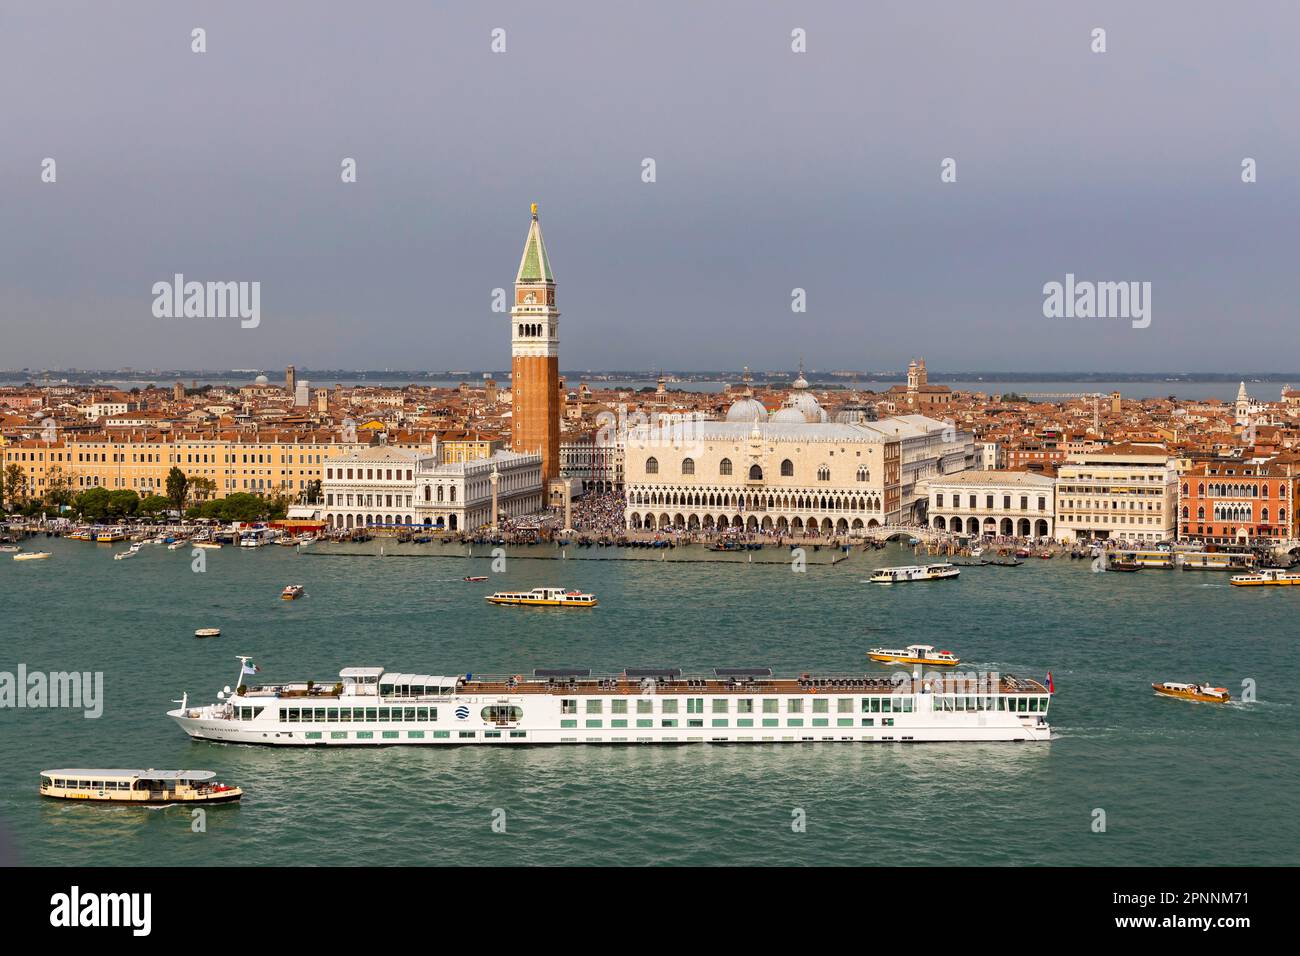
<box><xmin>322</xmin><ymin>446</ymin><xmax>419</xmax><ymax>529</ymax></box>
<box><xmin>918</xmin><ymin>470</ymin><xmax>1056</xmax><ymax>539</ymax></box>
<box><xmin>322</xmin><ymin>444</ymin><xmax>543</xmax><ymax>532</ymax></box>
<box><xmin>1054</xmin><ymin>445</ymin><xmax>1178</xmax><ymax>543</ymax></box>
<box><xmin>623</xmin><ymin>395</ymin><xmax>973</xmax><ymax>534</ymax></box>
<box><xmin>414</xmin><ymin>449</ymin><xmax>542</xmax><ymax>531</ymax></box>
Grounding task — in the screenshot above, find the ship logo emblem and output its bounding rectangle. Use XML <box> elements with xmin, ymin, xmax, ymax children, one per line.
<box><xmin>455</xmin><ymin>705</ymin><xmax>470</xmax><ymax>720</ymax></box>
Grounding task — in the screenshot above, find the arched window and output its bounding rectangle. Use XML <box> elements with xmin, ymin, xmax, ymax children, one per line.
<box><xmin>646</xmin><ymin>457</ymin><xmax>659</xmax><ymax>475</ymax></box>
<box><xmin>681</xmin><ymin>458</ymin><xmax>695</xmax><ymax>476</ymax></box>
<box><xmin>719</xmin><ymin>458</ymin><xmax>732</xmax><ymax>476</ymax></box>
<box><xmin>1262</xmin><ymin>507</ymin><xmax>1270</xmax><ymax>522</ymax></box>
<box><xmin>780</xmin><ymin>459</ymin><xmax>793</xmax><ymax>477</ymax></box>
<box><xmin>423</xmin><ymin>485</ymin><xmax>431</xmax><ymax>501</ymax></box>
<box><xmin>749</xmin><ymin>464</ymin><xmax>762</xmax><ymax>481</ymax></box>
<box><xmin>1181</xmin><ymin>506</ymin><xmax>1188</xmax><ymax>519</ymax></box>
<box><xmin>817</xmin><ymin>466</ymin><xmax>830</xmax><ymax>482</ymax></box>
<box><xmin>1198</xmin><ymin>483</ymin><xmax>1205</xmax><ymax>497</ymax></box>
<box><xmin>856</xmin><ymin>466</ymin><xmax>868</xmax><ymax>482</ymax></box>
<box><xmin>1181</xmin><ymin>483</ymin><xmax>1188</xmax><ymax>496</ymax></box>
<box><xmin>1197</xmin><ymin>506</ymin><xmax>1205</xmax><ymax>520</ymax></box>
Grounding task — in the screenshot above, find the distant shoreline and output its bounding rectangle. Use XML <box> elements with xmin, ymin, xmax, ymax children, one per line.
<box><xmin>2</xmin><ymin>370</ymin><xmax>1297</xmax><ymax>386</ymax></box>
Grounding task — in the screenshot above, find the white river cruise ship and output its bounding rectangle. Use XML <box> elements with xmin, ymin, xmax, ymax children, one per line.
<box><xmin>168</xmin><ymin>657</ymin><xmax>1053</xmax><ymax>745</ymax></box>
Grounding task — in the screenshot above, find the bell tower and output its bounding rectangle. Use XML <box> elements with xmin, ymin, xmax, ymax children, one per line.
<box><xmin>510</xmin><ymin>203</ymin><xmax>561</xmax><ymax>483</ymax></box>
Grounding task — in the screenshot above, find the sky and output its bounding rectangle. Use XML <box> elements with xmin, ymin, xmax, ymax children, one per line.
<box><xmin>2</xmin><ymin>1</ymin><xmax>1298</xmax><ymax>374</ymax></box>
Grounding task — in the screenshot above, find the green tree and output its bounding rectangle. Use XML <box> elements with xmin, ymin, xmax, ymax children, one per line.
<box><xmin>303</xmin><ymin>479</ymin><xmax>322</xmax><ymax>504</ymax></box>
<box><xmin>106</xmin><ymin>489</ymin><xmax>140</xmax><ymax>518</ymax></box>
<box><xmin>139</xmin><ymin>494</ymin><xmax>172</xmax><ymax>516</ymax></box>
<box><xmin>73</xmin><ymin>487</ymin><xmax>112</xmax><ymax>520</ymax></box>
<box><xmin>189</xmin><ymin>476</ymin><xmax>217</xmax><ymax>502</ymax></box>
<box><xmin>165</xmin><ymin>467</ymin><xmax>189</xmax><ymax>513</ymax></box>
<box><xmin>3</xmin><ymin>462</ymin><xmax>27</xmax><ymax>508</ymax></box>
<box><xmin>43</xmin><ymin>466</ymin><xmax>76</xmax><ymax>510</ymax></box>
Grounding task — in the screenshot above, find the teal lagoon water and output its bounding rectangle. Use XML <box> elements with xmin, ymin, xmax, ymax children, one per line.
<box><xmin>1</xmin><ymin>538</ymin><xmax>1296</xmax><ymax>866</ymax></box>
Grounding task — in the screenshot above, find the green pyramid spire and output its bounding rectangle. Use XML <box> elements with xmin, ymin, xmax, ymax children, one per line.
<box><xmin>516</xmin><ymin>203</ymin><xmax>554</xmax><ymax>283</ymax></box>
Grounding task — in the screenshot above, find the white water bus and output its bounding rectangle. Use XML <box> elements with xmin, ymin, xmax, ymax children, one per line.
<box><xmin>868</xmin><ymin>563</ymin><xmax>960</xmax><ymax>584</ymax></box>
<box><xmin>168</xmin><ymin>657</ymin><xmax>1053</xmax><ymax>746</ymax></box>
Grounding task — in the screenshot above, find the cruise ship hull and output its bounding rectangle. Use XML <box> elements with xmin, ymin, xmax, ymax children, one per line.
<box><xmin>168</xmin><ymin>709</ymin><xmax>1051</xmax><ymax>746</ymax></box>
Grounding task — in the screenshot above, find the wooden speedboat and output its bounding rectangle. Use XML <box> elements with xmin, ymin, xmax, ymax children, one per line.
<box><xmin>13</xmin><ymin>551</ymin><xmax>51</xmax><ymax>561</ymax></box>
<box><xmin>868</xmin><ymin>644</ymin><xmax>960</xmax><ymax>667</ymax></box>
<box><xmin>486</xmin><ymin>587</ymin><xmax>597</xmax><ymax>607</ymax></box>
<box><xmin>464</xmin><ymin>575</ymin><xmax>488</xmax><ymax>582</ymax></box>
<box><xmin>194</xmin><ymin>628</ymin><xmax>221</xmax><ymax>639</ymax></box>
<box><xmin>281</xmin><ymin>584</ymin><xmax>305</xmax><ymax>600</ymax></box>
<box><xmin>39</xmin><ymin>769</ymin><xmax>242</xmax><ymax>804</ymax></box>
<box><xmin>1152</xmin><ymin>681</ymin><xmax>1231</xmax><ymax>704</ymax></box>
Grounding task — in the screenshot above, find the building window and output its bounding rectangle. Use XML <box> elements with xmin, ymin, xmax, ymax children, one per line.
<box><xmin>748</xmin><ymin>464</ymin><xmax>762</xmax><ymax>481</ymax></box>
<box><xmin>817</xmin><ymin>466</ymin><xmax>830</xmax><ymax>482</ymax></box>
<box><xmin>681</xmin><ymin>457</ymin><xmax>694</xmax><ymax>476</ymax></box>
<box><xmin>646</xmin><ymin>457</ymin><xmax>659</xmax><ymax>475</ymax></box>
<box><xmin>781</xmin><ymin>459</ymin><xmax>794</xmax><ymax>477</ymax></box>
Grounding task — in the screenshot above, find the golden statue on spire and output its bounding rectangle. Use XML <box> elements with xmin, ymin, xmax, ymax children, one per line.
<box><xmin>531</xmin><ymin>202</ymin><xmax>538</xmax><ymax>219</ymax></box>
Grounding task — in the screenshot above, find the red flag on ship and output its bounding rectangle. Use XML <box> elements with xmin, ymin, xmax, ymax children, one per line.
<box><xmin>1046</xmin><ymin>672</ymin><xmax>1054</xmax><ymax>694</ymax></box>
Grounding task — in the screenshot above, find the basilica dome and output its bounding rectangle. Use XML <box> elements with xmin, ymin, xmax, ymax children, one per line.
<box><xmin>725</xmin><ymin>397</ymin><xmax>768</xmax><ymax>422</ymax></box>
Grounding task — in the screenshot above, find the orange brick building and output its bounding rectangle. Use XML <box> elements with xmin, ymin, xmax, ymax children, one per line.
<box><xmin>510</xmin><ymin>204</ymin><xmax>561</xmax><ymax>483</ymax></box>
<box><xmin>1178</xmin><ymin>455</ymin><xmax>1300</xmax><ymax>544</ymax></box>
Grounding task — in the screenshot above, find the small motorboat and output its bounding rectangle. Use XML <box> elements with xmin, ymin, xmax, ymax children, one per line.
<box><xmin>463</xmin><ymin>576</ymin><xmax>488</xmax><ymax>582</ymax></box>
<box><xmin>0</xmin><ymin>545</ymin><xmax>21</xmax><ymax>553</ymax></box>
<box><xmin>281</xmin><ymin>584</ymin><xmax>305</xmax><ymax>600</ymax></box>
<box><xmin>1152</xmin><ymin>681</ymin><xmax>1231</xmax><ymax>704</ymax></box>
<box><xmin>194</xmin><ymin>628</ymin><xmax>221</xmax><ymax>639</ymax></box>
<box><xmin>193</xmin><ymin>541</ymin><xmax>222</xmax><ymax>550</ymax></box>
<box><xmin>115</xmin><ymin>542</ymin><xmax>144</xmax><ymax>560</ymax></box>
<box><xmin>167</xmin><ymin>540</ymin><xmax>188</xmax><ymax>550</ymax></box>
<box><xmin>1108</xmin><ymin>560</ymin><xmax>1142</xmax><ymax>572</ymax></box>
<box><xmin>13</xmin><ymin>551</ymin><xmax>51</xmax><ymax>561</ymax></box>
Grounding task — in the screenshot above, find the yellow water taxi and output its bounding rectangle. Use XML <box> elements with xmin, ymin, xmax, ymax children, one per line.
<box><xmin>1229</xmin><ymin>569</ymin><xmax>1300</xmax><ymax>587</ymax></box>
<box><xmin>1151</xmin><ymin>681</ymin><xmax>1231</xmax><ymax>704</ymax></box>
<box><xmin>39</xmin><ymin>769</ymin><xmax>243</xmax><ymax>804</ymax></box>
<box><xmin>486</xmin><ymin>587</ymin><xmax>598</xmax><ymax>607</ymax></box>
<box><xmin>95</xmin><ymin>531</ymin><xmax>126</xmax><ymax>543</ymax></box>
<box><xmin>868</xmin><ymin>644</ymin><xmax>960</xmax><ymax>667</ymax></box>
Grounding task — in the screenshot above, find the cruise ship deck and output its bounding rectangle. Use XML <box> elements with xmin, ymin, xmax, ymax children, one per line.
<box><xmin>240</xmin><ymin>668</ymin><xmax>1048</xmax><ymax>700</ymax></box>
